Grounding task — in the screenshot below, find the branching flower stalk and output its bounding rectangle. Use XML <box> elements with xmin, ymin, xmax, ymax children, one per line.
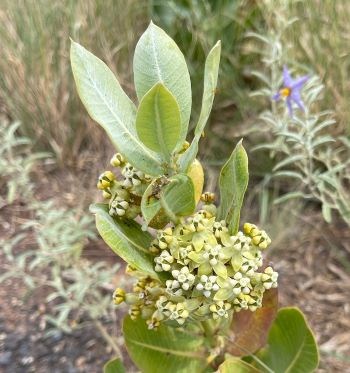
<box><xmin>249</xmin><ymin>17</ymin><xmax>350</xmax><ymax>226</ymax></box>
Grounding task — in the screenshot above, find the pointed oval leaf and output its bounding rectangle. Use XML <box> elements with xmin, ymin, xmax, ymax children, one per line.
<box><xmin>217</xmin><ymin>140</ymin><xmax>249</xmax><ymax>234</ymax></box>
<box><xmin>228</xmin><ymin>288</ymin><xmax>278</xmax><ymax>357</ymax></box>
<box><xmin>180</xmin><ymin>41</ymin><xmax>221</xmax><ymax>171</ymax></box>
<box><xmin>134</xmin><ymin>22</ymin><xmax>191</xmax><ymax>146</ymax></box>
<box><xmin>136</xmin><ymin>83</ymin><xmax>181</xmax><ymax>158</ymax></box>
<box><xmin>123</xmin><ymin>316</ymin><xmax>207</xmax><ymax>373</ymax></box>
<box><xmin>258</xmin><ymin>307</ymin><xmax>319</xmax><ymax>373</ymax></box>
<box><xmin>70</xmin><ymin>40</ymin><xmax>162</xmax><ymax>176</ymax></box>
<box><xmin>90</xmin><ymin>203</ymin><xmax>161</xmax><ymax>280</ymax></box>
<box><xmin>103</xmin><ymin>358</ymin><xmax>125</xmax><ymax>373</ymax></box>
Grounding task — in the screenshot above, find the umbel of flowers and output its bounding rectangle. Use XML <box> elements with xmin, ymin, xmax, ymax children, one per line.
<box><xmin>102</xmin><ymin>155</ymin><xmax>278</xmax><ymax>329</ymax></box>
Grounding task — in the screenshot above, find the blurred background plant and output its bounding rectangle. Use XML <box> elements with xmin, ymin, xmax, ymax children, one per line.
<box><xmin>0</xmin><ymin>0</ymin><xmax>148</xmax><ymax>164</ymax></box>
<box><xmin>0</xmin><ymin>121</ymin><xmax>49</xmax><ymax>207</ymax></box>
<box><xmin>0</xmin><ymin>120</ymin><xmax>123</xmax><ymax>357</ymax></box>
<box><xmin>246</xmin><ymin>3</ymin><xmax>350</xmax><ymax>226</ymax></box>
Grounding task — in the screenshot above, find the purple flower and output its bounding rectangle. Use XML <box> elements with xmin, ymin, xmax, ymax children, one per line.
<box><xmin>273</xmin><ymin>65</ymin><xmax>309</xmax><ymax>116</ymax></box>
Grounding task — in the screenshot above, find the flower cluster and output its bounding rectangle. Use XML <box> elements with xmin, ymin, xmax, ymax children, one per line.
<box><xmin>114</xmin><ymin>203</ymin><xmax>278</xmax><ymax>329</ymax></box>
<box><xmin>97</xmin><ymin>153</ymin><xmax>152</xmax><ymax>219</ymax></box>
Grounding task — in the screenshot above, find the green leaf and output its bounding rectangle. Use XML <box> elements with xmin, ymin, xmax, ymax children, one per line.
<box><xmin>217</xmin><ymin>140</ymin><xmax>249</xmax><ymax>234</ymax></box>
<box><xmin>258</xmin><ymin>307</ymin><xmax>319</xmax><ymax>373</ymax></box>
<box><xmin>228</xmin><ymin>289</ymin><xmax>278</xmax><ymax>357</ymax></box>
<box><xmin>160</xmin><ymin>174</ymin><xmax>196</xmax><ymax>219</ymax></box>
<box><xmin>141</xmin><ymin>174</ymin><xmax>196</xmax><ymax>227</ymax></box>
<box><xmin>134</xmin><ymin>21</ymin><xmax>191</xmax><ymax>146</ymax></box>
<box><xmin>141</xmin><ymin>179</ymin><xmax>165</xmax><ymax>227</ymax></box>
<box><xmin>90</xmin><ymin>204</ymin><xmax>161</xmax><ymax>280</ymax></box>
<box><xmin>218</xmin><ymin>358</ymin><xmax>259</xmax><ymax>373</ymax></box>
<box><xmin>136</xmin><ymin>83</ymin><xmax>181</xmax><ymax>159</ymax></box>
<box><xmin>123</xmin><ymin>316</ymin><xmax>207</xmax><ymax>373</ymax></box>
<box><xmin>179</xmin><ymin>41</ymin><xmax>221</xmax><ymax>171</ymax></box>
<box><xmin>103</xmin><ymin>358</ymin><xmax>125</xmax><ymax>373</ymax></box>
<box><xmin>70</xmin><ymin>40</ymin><xmax>162</xmax><ymax>176</ymax></box>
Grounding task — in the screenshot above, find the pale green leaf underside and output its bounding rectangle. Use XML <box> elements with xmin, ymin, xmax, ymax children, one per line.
<box><xmin>179</xmin><ymin>41</ymin><xmax>221</xmax><ymax>171</ymax></box>
<box><xmin>123</xmin><ymin>316</ymin><xmax>207</xmax><ymax>373</ymax></box>
<box><xmin>133</xmin><ymin>21</ymin><xmax>191</xmax><ymax>147</ymax></box>
<box><xmin>90</xmin><ymin>204</ymin><xmax>160</xmax><ymax>280</ymax></box>
<box><xmin>136</xmin><ymin>83</ymin><xmax>181</xmax><ymax>159</ymax></box>
<box><xmin>217</xmin><ymin>140</ymin><xmax>249</xmax><ymax>234</ymax></box>
<box><xmin>70</xmin><ymin>40</ymin><xmax>162</xmax><ymax>176</ymax></box>
<box><xmin>259</xmin><ymin>307</ymin><xmax>319</xmax><ymax>373</ymax></box>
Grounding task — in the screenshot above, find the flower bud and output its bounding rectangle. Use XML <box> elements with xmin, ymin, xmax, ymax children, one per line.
<box><xmin>112</xmin><ymin>288</ymin><xmax>125</xmax><ymax>305</ymax></box>
<box><xmin>110</xmin><ymin>153</ymin><xmax>125</xmax><ymax>167</ymax></box>
<box><xmin>97</xmin><ymin>171</ymin><xmax>115</xmax><ymax>190</ymax></box>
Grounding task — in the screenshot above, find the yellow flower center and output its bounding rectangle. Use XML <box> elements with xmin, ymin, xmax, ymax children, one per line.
<box><xmin>280</xmin><ymin>87</ymin><xmax>291</xmax><ymax>98</ymax></box>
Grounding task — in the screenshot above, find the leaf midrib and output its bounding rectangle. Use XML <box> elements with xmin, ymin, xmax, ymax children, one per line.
<box><xmin>129</xmin><ymin>339</ymin><xmax>205</xmax><ymax>360</ymax></box>
<box><xmin>154</xmin><ymin>88</ymin><xmax>170</xmax><ymax>160</ymax></box>
<box><xmin>97</xmin><ymin>210</ymin><xmax>150</xmax><ymax>254</ymax></box>
<box><xmin>80</xmin><ymin>52</ymin><xmax>161</xmax><ymax>166</ymax></box>
<box><xmin>285</xmin><ymin>333</ymin><xmax>307</xmax><ymax>373</ymax></box>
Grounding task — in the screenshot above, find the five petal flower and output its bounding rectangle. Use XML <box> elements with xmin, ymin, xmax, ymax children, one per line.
<box><xmin>273</xmin><ymin>65</ymin><xmax>309</xmax><ymax>116</ymax></box>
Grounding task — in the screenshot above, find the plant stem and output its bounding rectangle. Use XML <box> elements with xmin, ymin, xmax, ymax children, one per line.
<box><xmin>94</xmin><ymin>319</ymin><xmax>122</xmax><ymax>359</ymax></box>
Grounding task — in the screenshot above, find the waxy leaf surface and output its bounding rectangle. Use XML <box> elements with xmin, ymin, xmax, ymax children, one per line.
<box><xmin>136</xmin><ymin>83</ymin><xmax>181</xmax><ymax>159</ymax></box>
<box><xmin>217</xmin><ymin>140</ymin><xmax>249</xmax><ymax>234</ymax></box>
<box><xmin>90</xmin><ymin>204</ymin><xmax>161</xmax><ymax>280</ymax></box>
<box><xmin>134</xmin><ymin>22</ymin><xmax>191</xmax><ymax>147</ymax></box>
<box><xmin>123</xmin><ymin>316</ymin><xmax>207</xmax><ymax>373</ymax></box>
<box><xmin>71</xmin><ymin>41</ymin><xmax>162</xmax><ymax>176</ymax></box>
<box><xmin>180</xmin><ymin>41</ymin><xmax>221</xmax><ymax>171</ymax></box>
<box><xmin>258</xmin><ymin>307</ymin><xmax>319</xmax><ymax>373</ymax></box>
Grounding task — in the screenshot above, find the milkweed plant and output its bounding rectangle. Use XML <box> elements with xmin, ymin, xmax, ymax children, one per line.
<box><xmin>71</xmin><ymin>22</ymin><xmax>319</xmax><ymax>373</ymax></box>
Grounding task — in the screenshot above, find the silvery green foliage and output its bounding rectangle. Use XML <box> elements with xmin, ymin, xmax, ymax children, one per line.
<box><xmin>249</xmin><ymin>28</ymin><xmax>350</xmax><ymax>226</ymax></box>
<box><xmin>1</xmin><ymin>199</ymin><xmax>121</xmax><ymax>335</ymax></box>
<box><xmin>0</xmin><ymin>121</ymin><xmax>48</xmax><ymax>206</ymax></box>
<box><xmin>0</xmin><ymin>126</ymin><xmax>121</xmax><ymax>344</ymax></box>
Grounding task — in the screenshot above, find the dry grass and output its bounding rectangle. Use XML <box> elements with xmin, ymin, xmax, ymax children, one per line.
<box><xmin>260</xmin><ymin>0</ymin><xmax>350</xmax><ymax>135</ymax></box>
<box><xmin>0</xmin><ymin>0</ymin><xmax>148</xmax><ymax>164</ymax></box>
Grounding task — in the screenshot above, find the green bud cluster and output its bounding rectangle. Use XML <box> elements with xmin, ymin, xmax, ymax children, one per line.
<box><xmin>97</xmin><ymin>153</ymin><xmax>153</xmax><ymax>219</ymax></box>
<box><xmin>114</xmin><ymin>208</ymin><xmax>278</xmax><ymax>329</ymax></box>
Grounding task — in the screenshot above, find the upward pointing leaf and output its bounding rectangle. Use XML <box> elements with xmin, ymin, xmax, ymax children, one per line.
<box><xmin>136</xmin><ymin>83</ymin><xmax>181</xmax><ymax>160</ymax></box>
<box><xmin>70</xmin><ymin>40</ymin><xmax>162</xmax><ymax>176</ymax></box>
<box><xmin>179</xmin><ymin>41</ymin><xmax>221</xmax><ymax>171</ymax></box>
<box><xmin>134</xmin><ymin>22</ymin><xmax>191</xmax><ymax>147</ymax></box>
<box><xmin>217</xmin><ymin>140</ymin><xmax>249</xmax><ymax>234</ymax></box>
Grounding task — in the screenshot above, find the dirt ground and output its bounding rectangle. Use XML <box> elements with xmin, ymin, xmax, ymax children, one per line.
<box><xmin>1</xmin><ymin>176</ymin><xmax>350</xmax><ymax>372</ymax></box>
